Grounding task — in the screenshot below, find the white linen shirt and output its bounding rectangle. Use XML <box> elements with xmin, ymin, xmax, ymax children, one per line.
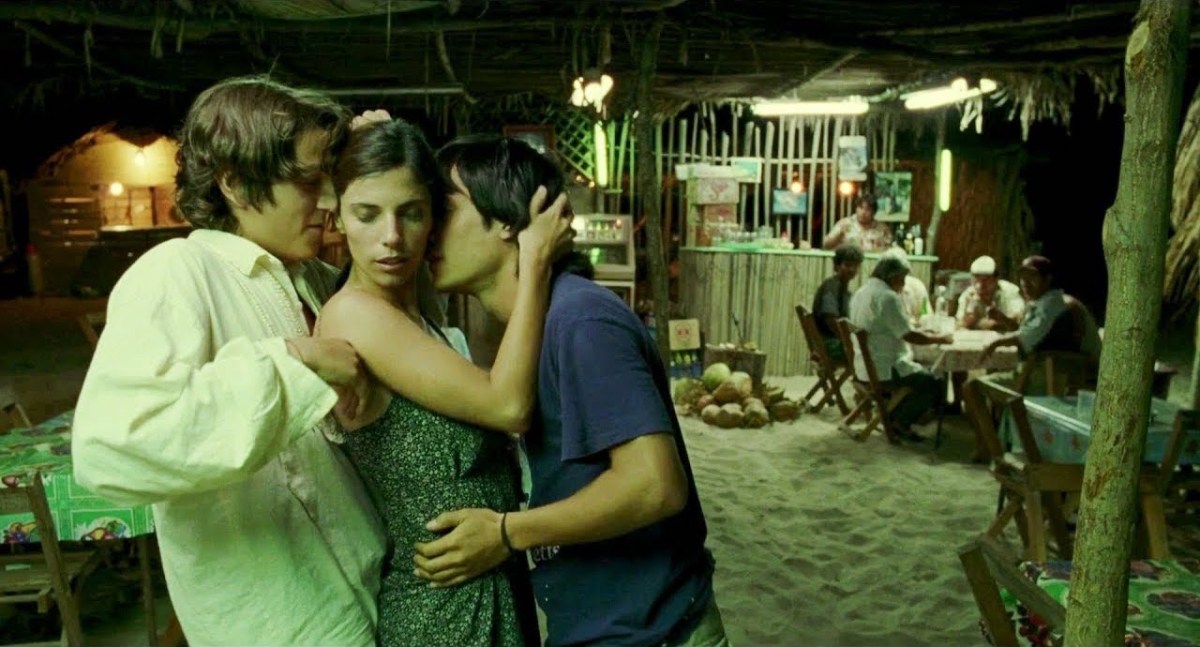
<box><xmin>955</xmin><ymin>279</ymin><xmax>1025</xmax><ymax>325</ymax></box>
<box><xmin>72</xmin><ymin>229</ymin><xmax>386</xmax><ymax>646</ymax></box>
<box><xmin>849</xmin><ymin>277</ymin><xmax>922</xmax><ymax>381</ymax></box>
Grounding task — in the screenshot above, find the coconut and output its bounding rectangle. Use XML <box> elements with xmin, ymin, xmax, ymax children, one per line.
<box><xmin>742</xmin><ymin>397</ymin><xmax>765</xmax><ymax>411</ymax></box>
<box><xmin>744</xmin><ymin>404</ymin><xmax>770</xmax><ymax>428</ymax></box>
<box><xmin>700</xmin><ymin>404</ymin><xmax>721</xmax><ymax>425</ymax></box>
<box><xmin>712</xmin><ymin>380</ymin><xmax>742</xmax><ymax>404</ymax></box>
<box><xmin>715</xmin><ymin>403</ymin><xmax>744</xmax><ymax>429</ymax></box>
<box><xmin>672</xmin><ymin>378</ymin><xmax>707</xmax><ymax>408</ymax></box>
<box><xmin>701</xmin><ymin>362</ymin><xmax>732</xmax><ymax>392</ymax></box>
<box><xmin>770</xmin><ymin>400</ymin><xmax>801</xmax><ymax>422</ymax></box>
<box><xmin>729</xmin><ymin>372</ymin><xmax>753</xmax><ymax>399</ymax></box>
<box><xmin>693</xmin><ymin>394</ymin><xmax>716</xmax><ymax>414</ymax></box>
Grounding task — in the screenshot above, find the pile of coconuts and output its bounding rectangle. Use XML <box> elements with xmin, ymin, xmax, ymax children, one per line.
<box><xmin>672</xmin><ymin>362</ymin><xmax>802</xmax><ymax>428</ymax></box>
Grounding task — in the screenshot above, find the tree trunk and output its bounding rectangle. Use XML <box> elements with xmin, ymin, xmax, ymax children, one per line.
<box><xmin>634</xmin><ymin>14</ymin><xmax>671</xmax><ymax>368</ymax></box>
<box><xmin>1192</xmin><ymin>295</ymin><xmax>1200</xmax><ymax>410</ymax></box>
<box><xmin>1064</xmin><ymin>3</ymin><xmax>1189</xmax><ymax>646</ymax></box>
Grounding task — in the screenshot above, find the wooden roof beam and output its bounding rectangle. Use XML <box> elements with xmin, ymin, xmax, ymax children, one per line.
<box><xmin>867</xmin><ymin>2</ymin><xmax>1139</xmax><ymax>38</ymax></box>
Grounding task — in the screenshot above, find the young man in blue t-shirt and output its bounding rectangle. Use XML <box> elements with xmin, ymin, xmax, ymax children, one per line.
<box><xmin>413</xmin><ymin>135</ymin><xmax>727</xmax><ymax>647</ymax></box>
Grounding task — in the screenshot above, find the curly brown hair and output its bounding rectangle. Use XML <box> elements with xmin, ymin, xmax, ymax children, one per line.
<box><xmin>175</xmin><ymin>76</ymin><xmax>351</xmax><ymax>231</ymax></box>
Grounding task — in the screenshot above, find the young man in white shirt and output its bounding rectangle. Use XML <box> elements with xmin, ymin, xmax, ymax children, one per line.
<box><xmin>849</xmin><ymin>256</ymin><xmax>951</xmax><ymax>441</ymax></box>
<box><xmin>72</xmin><ymin>77</ymin><xmax>388</xmax><ymax>645</ymax></box>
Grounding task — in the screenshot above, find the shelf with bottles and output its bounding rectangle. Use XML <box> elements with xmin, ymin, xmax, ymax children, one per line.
<box><xmin>573</xmin><ymin>213</ymin><xmax>629</xmax><ymax>245</ymax></box>
<box><xmin>890</xmin><ymin>222</ymin><xmax>927</xmax><ymax>256</ymax></box>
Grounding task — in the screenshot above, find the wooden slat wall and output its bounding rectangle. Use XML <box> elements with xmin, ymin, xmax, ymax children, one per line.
<box><xmin>680</xmin><ymin>249</ymin><xmax>934</xmax><ymax>377</ymax></box>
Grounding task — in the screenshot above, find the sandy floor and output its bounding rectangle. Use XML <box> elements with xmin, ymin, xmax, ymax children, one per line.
<box><xmin>1</xmin><ymin>297</ymin><xmax>1197</xmax><ymax>646</ymax></box>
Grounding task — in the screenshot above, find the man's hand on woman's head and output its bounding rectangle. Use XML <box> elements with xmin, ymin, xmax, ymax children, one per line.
<box><xmin>517</xmin><ymin>186</ymin><xmax>575</xmax><ymax>270</ymax></box>
<box><xmin>351</xmin><ymin>109</ymin><xmax>392</xmax><ymax>130</ymax></box>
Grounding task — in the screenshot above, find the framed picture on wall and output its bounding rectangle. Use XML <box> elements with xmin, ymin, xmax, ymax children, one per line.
<box><xmin>874</xmin><ymin>171</ymin><xmax>913</xmax><ymax>222</ymax></box>
<box><xmin>772</xmin><ymin>188</ymin><xmax>808</xmax><ymax>216</ymax></box>
<box><xmin>837</xmin><ymin>135</ymin><xmax>868</xmax><ymax>181</ymax></box>
<box><xmin>502</xmin><ymin>125</ymin><xmax>556</xmax><ymax>155</ymax></box>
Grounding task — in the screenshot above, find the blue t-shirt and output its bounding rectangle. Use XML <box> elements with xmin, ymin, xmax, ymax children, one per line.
<box><xmin>523</xmin><ymin>274</ymin><xmax>713</xmax><ymax>647</ymax></box>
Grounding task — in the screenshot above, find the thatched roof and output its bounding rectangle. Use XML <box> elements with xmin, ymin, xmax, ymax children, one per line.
<box><xmin>0</xmin><ymin>0</ymin><xmax>1190</xmax><ymax>116</ymax></box>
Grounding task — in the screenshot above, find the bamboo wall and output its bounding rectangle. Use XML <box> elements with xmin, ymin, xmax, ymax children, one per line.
<box><xmin>649</xmin><ymin>104</ymin><xmax>876</xmax><ymax>244</ymax></box>
<box><xmin>680</xmin><ymin>248</ymin><xmax>935</xmax><ymax>377</ymax></box>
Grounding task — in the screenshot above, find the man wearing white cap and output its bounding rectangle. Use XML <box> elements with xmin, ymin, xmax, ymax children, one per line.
<box><xmin>956</xmin><ymin>255</ymin><xmax>1024</xmax><ymax>331</ymax></box>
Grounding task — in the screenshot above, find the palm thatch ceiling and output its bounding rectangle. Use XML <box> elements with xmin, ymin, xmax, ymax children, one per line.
<box><xmin>0</xmin><ymin>0</ymin><xmax>1192</xmax><ymax>112</ymax></box>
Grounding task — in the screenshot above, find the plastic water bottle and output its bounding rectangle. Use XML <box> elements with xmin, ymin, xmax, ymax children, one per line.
<box><xmin>935</xmin><ymin>285</ymin><xmax>948</xmax><ymax>317</ymax></box>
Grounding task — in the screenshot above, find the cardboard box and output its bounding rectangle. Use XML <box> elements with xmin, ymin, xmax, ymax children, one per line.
<box><xmin>688</xmin><ymin>177</ymin><xmax>739</xmax><ymax>205</ymax></box>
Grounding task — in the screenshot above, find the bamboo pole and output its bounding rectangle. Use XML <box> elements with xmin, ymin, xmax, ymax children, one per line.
<box><xmin>808</xmin><ymin>117</ymin><xmax>822</xmax><ymax>244</ymax></box>
<box><xmin>634</xmin><ymin>14</ymin><xmax>670</xmax><ymax>367</ymax></box>
<box><xmin>764</xmin><ymin>120</ymin><xmax>777</xmax><ymax>235</ymax></box>
<box><xmin>1064</xmin><ymin>3</ymin><xmax>1190</xmax><ymax>645</ymax></box>
<box><xmin>799</xmin><ymin>117</ymin><xmax>809</xmax><ymax>243</ymax></box>
<box><xmin>783</xmin><ymin>117</ymin><xmax>795</xmax><ymax>237</ymax></box>
<box><xmin>752</xmin><ymin>124</ymin><xmax>763</xmax><ymax>229</ymax></box>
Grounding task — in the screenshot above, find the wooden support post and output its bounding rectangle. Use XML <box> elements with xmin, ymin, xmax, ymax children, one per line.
<box><xmin>634</xmin><ymin>14</ymin><xmax>671</xmax><ymax>367</ymax></box>
<box><xmin>1064</xmin><ymin>2</ymin><xmax>1190</xmax><ymax>645</ymax></box>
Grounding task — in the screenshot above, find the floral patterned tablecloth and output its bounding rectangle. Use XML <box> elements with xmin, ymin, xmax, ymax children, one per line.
<box><xmin>991</xmin><ymin>559</ymin><xmax>1200</xmax><ymax>647</ymax></box>
<box><xmin>0</xmin><ymin>411</ymin><xmax>155</xmax><ymax>543</ymax></box>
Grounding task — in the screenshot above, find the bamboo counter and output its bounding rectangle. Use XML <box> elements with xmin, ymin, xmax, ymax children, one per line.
<box><xmin>679</xmin><ymin>247</ymin><xmax>937</xmax><ymax>377</ymax></box>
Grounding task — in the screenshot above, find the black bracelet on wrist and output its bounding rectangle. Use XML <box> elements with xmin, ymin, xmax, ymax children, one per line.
<box><xmin>500</xmin><ymin>512</ymin><xmax>516</xmax><ymax>554</ymax></box>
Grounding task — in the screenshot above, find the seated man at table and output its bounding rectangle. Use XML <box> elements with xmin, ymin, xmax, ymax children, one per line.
<box><xmin>956</xmin><ymin>255</ymin><xmax>1024</xmax><ymax>332</ymax></box>
<box><xmin>967</xmin><ymin>256</ymin><xmax>1102</xmax><ymax>460</ymax></box>
<box><xmin>849</xmin><ymin>255</ymin><xmax>952</xmax><ymax>441</ymax></box>
<box><xmin>812</xmin><ymin>243</ymin><xmax>863</xmax><ymax>360</ymax></box>
<box><xmin>980</xmin><ymin>255</ymin><xmax>1102</xmax><ymax>365</ymax></box>
<box><xmin>881</xmin><ymin>247</ymin><xmax>931</xmax><ymax>323</ymax></box>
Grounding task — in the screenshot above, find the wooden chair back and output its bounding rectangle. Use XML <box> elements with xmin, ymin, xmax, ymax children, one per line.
<box><xmin>970</xmin><ymin>378</ymin><xmax>1045</xmax><ymax>466</ymax></box>
<box><xmin>1015</xmin><ymin>350</ymin><xmax>1097</xmax><ymax>397</ymax></box>
<box><xmin>1159</xmin><ymin>409</ymin><xmax>1200</xmax><ymax>494</ymax></box>
<box><xmin>0</xmin><ymin>379</ymin><xmax>33</xmax><ymax>432</ymax></box>
<box><xmin>77</xmin><ymin>311</ymin><xmax>106</xmax><ymax>349</ymax></box>
<box><xmin>796</xmin><ymin>305</ymin><xmax>836</xmax><ymax>368</ymax></box>
<box><xmin>958</xmin><ymin>535</ymin><xmax>1066</xmax><ymax>647</ymax></box>
<box><xmin>0</xmin><ymin>474</ymin><xmax>87</xmax><ymax>646</ymax></box>
<box><xmin>835</xmin><ymin>318</ymin><xmax>909</xmax><ymax>442</ymax></box>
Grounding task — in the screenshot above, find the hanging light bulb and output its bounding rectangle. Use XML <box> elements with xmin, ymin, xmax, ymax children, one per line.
<box><xmin>134</xmin><ymin>148</ymin><xmax>146</xmax><ymax>166</ymax></box>
<box><xmin>109</xmin><ymin>182</ymin><xmax>125</xmax><ymax>196</ymax></box>
<box><xmin>837</xmin><ymin>180</ymin><xmax>854</xmax><ymax>196</ymax></box>
<box><xmin>789</xmin><ymin>173</ymin><xmax>804</xmax><ymax>194</ymax></box>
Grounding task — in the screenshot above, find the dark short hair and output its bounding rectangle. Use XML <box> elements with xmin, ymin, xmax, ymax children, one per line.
<box><xmin>333</xmin><ymin>118</ymin><xmax>445</xmax><ymax>227</ymax></box>
<box><xmin>175</xmin><ymin>76</ymin><xmax>351</xmax><ymax>231</ymax></box>
<box><xmin>834</xmin><ymin>244</ymin><xmax>864</xmax><ymax>267</ymax></box>
<box><xmin>873</xmin><ymin>256</ymin><xmax>910</xmax><ymax>283</ymax></box>
<box><xmin>855</xmin><ymin>193</ymin><xmax>877</xmax><ymax>210</ymax></box>
<box><xmin>436</xmin><ymin>134</ymin><xmax>592</xmax><ymax>277</ymax></box>
<box><xmin>436</xmin><ymin>135</ymin><xmax>564</xmax><ymax>232</ymax></box>
<box><xmin>1021</xmin><ymin>255</ymin><xmax>1054</xmax><ymax>278</ymax></box>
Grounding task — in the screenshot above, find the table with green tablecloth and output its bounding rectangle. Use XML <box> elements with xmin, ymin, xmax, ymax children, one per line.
<box><xmin>990</xmin><ymin>559</ymin><xmax>1200</xmax><ymax>647</ymax></box>
<box><xmin>0</xmin><ymin>411</ymin><xmax>156</xmax><ymax>544</ymax></box>
<box><xmin>1000</xmin><ymin>395</ymin><xmax>1195</xmax><ymax>465</ymax></box>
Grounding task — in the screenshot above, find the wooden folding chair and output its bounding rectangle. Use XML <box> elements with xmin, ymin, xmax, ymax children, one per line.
<box><xmin>965</xmin><ymin>379</ymin><xmax>1080</xmax><ymax>562</ymax></box>
<box><xmin>0</xmin><ymin>473</ymin><xmax>104</xmax><ymax>647</ymax></box>
<box><xmin>77</xmin><ymin>311</ymin><xmax>106</xmax><ymax>350</ymax></box>
<box><xmin>0</xmin><ymin>380</ymin><xmax>33</xmax><ymax>432</ymax></box>
<box><xmin>794</xmin><ymin>305</ymin><xmax>850</xmax><ymax>415</ymax></box>
<box><xmin>958</xmin><ymin>535</ymin><xmax>1066</xmax><ymax>647</ymax></box>
<box><xmin>835</xmin><ymin>319</ymin><xmax>911</xmax><ymax>444</ymax></box>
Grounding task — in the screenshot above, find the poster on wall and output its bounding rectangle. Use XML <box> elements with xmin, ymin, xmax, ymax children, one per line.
<box><xmin>874</xmin><ymin>171</ymin><xmax>913</xmax><ymax>222</ymax></box>
<box><xmin>837</xmin><ymin>135</ymin><xmax>868</xmax><ymax>181</ymax></box>
<box><xmin>771</xmin><ymin>189</ymin><xmax>808</xmax><ymax>216</ymax></box>
<box><xmin>728</xmin><ymin>157</ymin><xmax>763</xmax><ymax>183</ymax></box>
